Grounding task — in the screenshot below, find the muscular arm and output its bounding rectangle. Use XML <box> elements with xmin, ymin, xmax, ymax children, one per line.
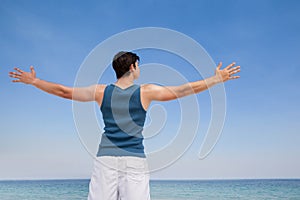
<box><xmin>9</xmin><ymin>66</ymin><xmax>105</xmax><ymax>104</ymax></box>
<box><xmin>142</xmin><ymin>62</ymin><xmax>240</xmax><ymax>102</ymax></box>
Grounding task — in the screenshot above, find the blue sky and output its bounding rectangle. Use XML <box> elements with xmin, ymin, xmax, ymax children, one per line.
<box><xmin>1</xmin><ymin>0</ymin><xmax>300</xmax><ymax>180</ymax></box>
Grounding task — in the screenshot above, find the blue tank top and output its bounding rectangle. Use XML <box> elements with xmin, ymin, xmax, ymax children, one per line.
<box><xmin>97</xmin><ymin>84</ymin><xmax>147</xmax><ymax>158</ymax></box>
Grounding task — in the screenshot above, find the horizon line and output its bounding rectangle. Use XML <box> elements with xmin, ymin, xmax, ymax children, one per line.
<box><xmin>1</xmin><ymin>177</ymin><xmax>300</xmax><ymax>182</ymax></box>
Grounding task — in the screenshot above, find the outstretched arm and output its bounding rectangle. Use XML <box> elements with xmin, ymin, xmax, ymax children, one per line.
<box><xmin>9</xmin><ymin>66</ymin><xmax>105</xmax><ymax>103</ymax></box>
<box><xmin>142</xmin><ymin>62</ymin><xmax>240</xmax><ymax>102</ymax></box>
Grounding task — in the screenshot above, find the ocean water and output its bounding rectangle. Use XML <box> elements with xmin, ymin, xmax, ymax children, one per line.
<box><xmin>0</xmin><ymin>179</ymin><xmax>299</xmax><ymax>200</ymax></box>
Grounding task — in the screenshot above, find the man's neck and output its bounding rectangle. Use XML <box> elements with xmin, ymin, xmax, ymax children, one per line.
<box><xmin>115</xmin><ymin>76</ymin><xmax>134</xmax><ymax>89</ymax></box>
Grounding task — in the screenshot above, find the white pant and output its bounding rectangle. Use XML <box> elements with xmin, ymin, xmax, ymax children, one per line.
<box><xmin>88</xmin><ymin>156</ymin><xmax>151</xmax><ymax>200</ymax></box>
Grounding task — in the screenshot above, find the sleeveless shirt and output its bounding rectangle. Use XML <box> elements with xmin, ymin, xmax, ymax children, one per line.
<box><xmin>97</xmin><ymin>84</ymin><xmax>147</xmax><ymax>157</ymax></box>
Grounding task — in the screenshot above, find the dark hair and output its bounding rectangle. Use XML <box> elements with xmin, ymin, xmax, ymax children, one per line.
<box><xmin>112</xmin><ymin>51</ymin><xmax>140</xmax><ymax>79</ymax></box>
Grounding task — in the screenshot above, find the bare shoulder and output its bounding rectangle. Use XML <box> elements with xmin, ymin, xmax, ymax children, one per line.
<box><xmin>141</xmin><ymin>84</ymin><xmax>155</xmax><ymax>98</ymax></box>
<box><xmin>140</xmin><ymin>84</ymin><xmax>159</xmax><ymax>110</ymax></box>
<box><xmin>83</xmin><ymin>84</ymin><xmax>106</xmax><ymax>94</ymax></box>
<box><xmin>141</xmin><ymin>83</ymin><xmax>178</xmax><ymax>101</ymax></box>
<box><xmin>94</xmin><ymin>84</ymin><xmax>107</xmax><ymax>106</ymax></box>
<box><xmin>140</xmin><ymin>83</ymin><xmax>165</xmax><ymax>100</ymax></box>
<box><xmin>95</xmin><ymin>84</ymin><xmax>107</xmax><ymax>92</ymax></box>
<box><xmin>141</xmin><ymin>83</ymin><xmax>161</xmax><ymax>92</ymax></box>
<box><xmin>95</xmin><ymin>84</ymin><xmax>107</xmax><ymax>96</ymax></box>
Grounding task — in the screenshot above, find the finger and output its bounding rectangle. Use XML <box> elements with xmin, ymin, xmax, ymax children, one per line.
<box><xmin>14</xmin><ymin>67</ymin><xmax>24</xmax><ymax>73</ymax></box>
<box><xmin>230</xmin><ymin>76</ymin><xmax>240</xmax><ymax>80</ymax></box>
<box><xmin>9</xmin><ymin>74</ymin><xmax>19</xmax><ymax>79</ymax></box>
<box><xmin>30</xmin><ymin>66</ymin><xmax>36</xmax><ymax>76</ymax></box>
<box><xmin>12</xmin><ymin>79</ymin><xmax>21</xmax><ymax>83</ymax></box>
<box><xmin>228</xmin><ymin>66</ymin><xmax>240</xmax><ymax>72</ymax></box>
<box><xmin>225</xmin><ymin>62</ymin><xmax>236</xmax><ymax>70</ymax></box>
<box><xmin>229</xmin><ymin>69</ymin><xmax>241</xmax><ymax>75</ymax></box>
<box><xmin>9</xmin><ymin>72</ymin><xmax>21</xmax><ymax>77</ymax></box>
<box><xmin>9</xmin><ymin>71</ymin><xmax>20</xmax><ymax>75</ymax></box>
<box><xmin>217</xmin><ymin>62</ymin><xmax>222</xmax><ymax>70</ymax></box>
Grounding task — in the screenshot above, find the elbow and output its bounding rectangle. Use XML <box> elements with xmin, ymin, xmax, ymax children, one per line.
<box><xmin>54</xmin><ymin>90</ymin><xmax>71</xmax><ymax>99</ymax></box>
<box><xmin>61</xmin><ymin>92</ymin><xmax>72</xmax><ymax>100</ymax></box>
<box><xmin>57</xmin><ymin>86</ymin><xmax>73</xmax><ymax>100</ymax></box>
<box><xmin>179</xmin><ymin>84</ymin><xmax>197</xmax><ymax>97</ymax></box>
<box><xmin>175</xmin><ymin>88</ymin><xmax>190</xmax><ymax>99</ymax></box>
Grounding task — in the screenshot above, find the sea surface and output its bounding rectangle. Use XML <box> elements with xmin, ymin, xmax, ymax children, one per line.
<box><xmin>0</xmin><ymin>179</ymin><xmax>299</xmax><ymax>200</ymax></box>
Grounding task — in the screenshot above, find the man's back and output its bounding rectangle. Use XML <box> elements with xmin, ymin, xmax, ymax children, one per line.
<box><xmin>97</xmin><ymin>84</ymin><xmax>147</xmax><ymax>158</ymax></box>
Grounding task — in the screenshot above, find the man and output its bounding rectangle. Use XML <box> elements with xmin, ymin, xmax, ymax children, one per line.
<box><xmin>9</xmin><ymin>51</ymin><xmax>240</xmax><ymax>199</ymax></box>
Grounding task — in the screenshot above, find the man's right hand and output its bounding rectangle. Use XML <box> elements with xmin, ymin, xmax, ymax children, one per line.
<box><xmin>9</xmin><ymin>66</ymin><xmax>37</xmax><ymax>85</ymax></box>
